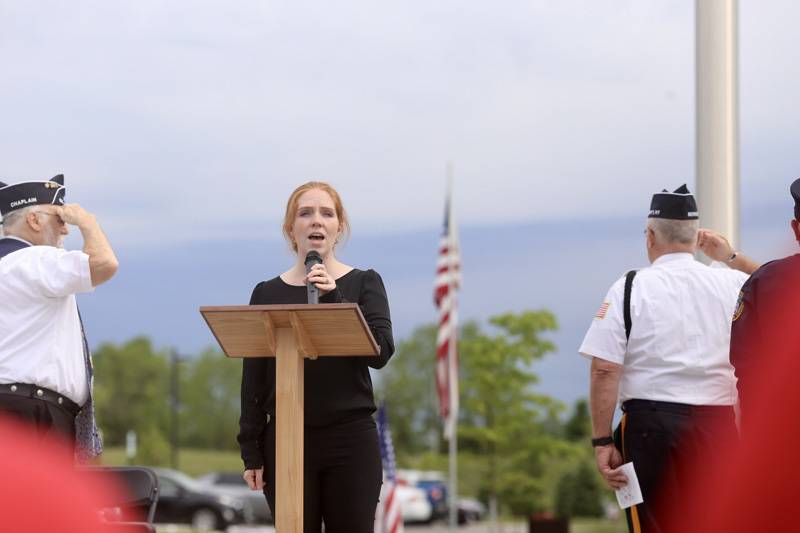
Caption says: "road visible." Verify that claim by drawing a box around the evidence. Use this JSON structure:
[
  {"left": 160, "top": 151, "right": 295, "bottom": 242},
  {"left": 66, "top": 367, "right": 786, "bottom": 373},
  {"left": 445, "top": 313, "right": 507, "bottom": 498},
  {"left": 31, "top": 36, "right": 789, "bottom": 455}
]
[{"left": 160, "top": 521, "right": 524, "bottom": 533}]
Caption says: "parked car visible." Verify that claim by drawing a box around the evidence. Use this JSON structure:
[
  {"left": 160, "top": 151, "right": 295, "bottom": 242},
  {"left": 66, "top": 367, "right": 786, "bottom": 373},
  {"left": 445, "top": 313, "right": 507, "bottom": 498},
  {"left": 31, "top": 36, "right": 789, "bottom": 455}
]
[
  {"left": 397, "top": 469, "right": 448, "bottom": 522},
  {"left": 197, "top": 470, "right": 272, "bottom": 524},
  {"left": 457, "top": 497, "right": 486, "bottom": 523},
  {"left": 395, "top": 483, "right": 434, "bottom": 524},
  {"left": 151, "top": 467, "right": 247, "bottom": 531}
]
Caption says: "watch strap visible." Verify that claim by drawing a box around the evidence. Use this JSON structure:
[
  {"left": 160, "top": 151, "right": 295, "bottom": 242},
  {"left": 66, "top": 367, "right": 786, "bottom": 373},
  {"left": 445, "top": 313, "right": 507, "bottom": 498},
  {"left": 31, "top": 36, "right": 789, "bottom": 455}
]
[{"left": 591, "top": 436, "right": 614, "bottom": 447}]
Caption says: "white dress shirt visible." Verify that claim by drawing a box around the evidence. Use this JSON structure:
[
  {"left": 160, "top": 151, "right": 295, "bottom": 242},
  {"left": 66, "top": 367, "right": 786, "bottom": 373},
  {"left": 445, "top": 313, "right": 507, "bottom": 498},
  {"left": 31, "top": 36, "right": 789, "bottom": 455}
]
[
  {"left": 579, "top": 253, "right": 748, "bottom": 406},
  {"left": 0, "top": 238, "right": 94, "bottom": 405}
]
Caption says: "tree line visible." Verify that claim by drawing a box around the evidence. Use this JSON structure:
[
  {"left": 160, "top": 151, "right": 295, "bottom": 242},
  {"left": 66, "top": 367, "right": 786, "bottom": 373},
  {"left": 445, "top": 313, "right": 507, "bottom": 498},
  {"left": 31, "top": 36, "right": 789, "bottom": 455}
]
[{"left": 92, "top": 309, "right": 606, "bottom": 518}]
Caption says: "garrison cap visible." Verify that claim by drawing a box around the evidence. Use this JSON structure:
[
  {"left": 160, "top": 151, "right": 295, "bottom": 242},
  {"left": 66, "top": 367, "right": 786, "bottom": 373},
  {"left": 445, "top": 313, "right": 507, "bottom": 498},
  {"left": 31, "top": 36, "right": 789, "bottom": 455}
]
[
  {"left": 0, "top": 175, "right": 66, "bottom": 220},
  {"left": 648, "top": 184, "right": 699, "bottom": 220},
  {"left": 791, "top": 178, "right": 800, "bottom": 220}
]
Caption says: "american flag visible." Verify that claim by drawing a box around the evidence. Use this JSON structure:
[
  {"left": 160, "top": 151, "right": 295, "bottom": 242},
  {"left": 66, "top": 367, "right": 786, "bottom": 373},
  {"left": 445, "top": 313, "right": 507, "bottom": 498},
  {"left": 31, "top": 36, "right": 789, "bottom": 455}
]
[
  {"left": 434, "top": 182, "right": 461, "bottom": 440},
  {"left": 375, "top": 403, "right": 403, "bottom": 533}
]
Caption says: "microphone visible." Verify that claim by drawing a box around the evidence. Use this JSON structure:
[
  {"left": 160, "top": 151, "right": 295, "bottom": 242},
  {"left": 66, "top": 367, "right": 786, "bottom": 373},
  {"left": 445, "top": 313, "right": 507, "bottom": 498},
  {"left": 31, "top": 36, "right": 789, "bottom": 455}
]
[{"left": 304, "top": 251, "right": 322, "bottom": 304}]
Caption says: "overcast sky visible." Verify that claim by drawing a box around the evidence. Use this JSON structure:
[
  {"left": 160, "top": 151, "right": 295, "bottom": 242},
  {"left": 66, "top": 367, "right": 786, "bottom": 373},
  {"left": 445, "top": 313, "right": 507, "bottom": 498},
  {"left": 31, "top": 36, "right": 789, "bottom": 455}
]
[{"left": 2, "top": 1, "right": 798, "bottom": 247}]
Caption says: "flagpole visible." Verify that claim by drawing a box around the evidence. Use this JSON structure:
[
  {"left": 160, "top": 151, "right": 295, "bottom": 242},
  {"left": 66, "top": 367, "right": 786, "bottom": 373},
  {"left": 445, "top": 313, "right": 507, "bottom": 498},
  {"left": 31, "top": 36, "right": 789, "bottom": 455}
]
[
  {"left": 446, "top": 162, "right": 458, "bottom": 532},
  {"left": 695, "top": 0, "right": 740, "bottom": 248}
]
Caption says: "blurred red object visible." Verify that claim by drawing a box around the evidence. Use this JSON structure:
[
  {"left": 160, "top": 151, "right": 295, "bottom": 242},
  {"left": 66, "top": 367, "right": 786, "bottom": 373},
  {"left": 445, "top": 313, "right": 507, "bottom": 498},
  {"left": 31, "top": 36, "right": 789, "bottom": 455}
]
[
  {"left": 664, "top": 277, "right": 800, "bottom": 533},
  {"left": 0, "top": 414, "right": 126, "bottom": 532}
]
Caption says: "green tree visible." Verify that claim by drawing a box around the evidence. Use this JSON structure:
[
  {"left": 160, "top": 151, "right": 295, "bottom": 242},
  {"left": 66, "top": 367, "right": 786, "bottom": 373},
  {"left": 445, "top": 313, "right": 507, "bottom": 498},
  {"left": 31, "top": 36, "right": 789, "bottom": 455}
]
[
  {"left": 564, "top": 398, "right": 592, "bottom": 442},
  {"left": 375, "top": 324, "right": 441, "bottom": 460},
  {"left": 555, "top": 460, "right": 604, "bottom": 518},
  {"left": 179, "top": 348, "right": 242, "bottom": 450},
  {"left": 458, "top": 310, "right": 564, "bottom": 516},
  {"left": 93, "top": 337, "right": 171, "bottom": 461}
]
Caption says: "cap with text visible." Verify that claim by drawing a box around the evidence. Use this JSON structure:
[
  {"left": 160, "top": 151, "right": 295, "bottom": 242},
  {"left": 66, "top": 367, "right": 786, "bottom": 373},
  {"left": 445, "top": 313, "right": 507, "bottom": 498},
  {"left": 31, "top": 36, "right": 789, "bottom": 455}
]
[
  {"left": 648, "top": 184, "right": 698, "bottom": 220},
  {"left": 0, "top": 175, "right": 66, "bottom": 220}
]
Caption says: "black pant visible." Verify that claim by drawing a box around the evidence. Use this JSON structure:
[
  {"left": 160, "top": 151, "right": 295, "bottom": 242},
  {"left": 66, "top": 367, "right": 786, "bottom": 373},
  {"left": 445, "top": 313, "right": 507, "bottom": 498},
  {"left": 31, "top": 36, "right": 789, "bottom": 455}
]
[
  {"left": 262, "top": 415, "right": 383, "bottom": 533},
  {"left": 0, "top": 394, "right": 75, "bottom": 458},
  {"left": 614, "top": 400, "right": 737, "bottom": 533}
]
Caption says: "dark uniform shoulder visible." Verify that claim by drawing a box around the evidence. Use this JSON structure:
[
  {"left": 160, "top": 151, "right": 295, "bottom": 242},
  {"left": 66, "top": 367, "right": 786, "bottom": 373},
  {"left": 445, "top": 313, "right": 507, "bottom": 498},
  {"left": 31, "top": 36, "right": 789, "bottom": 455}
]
[
  {"left": 734, "top": 254, "right": 800, "bottom": 322},
  {"left": 749, "top": 255, "right": 800, "bottom": 281}
]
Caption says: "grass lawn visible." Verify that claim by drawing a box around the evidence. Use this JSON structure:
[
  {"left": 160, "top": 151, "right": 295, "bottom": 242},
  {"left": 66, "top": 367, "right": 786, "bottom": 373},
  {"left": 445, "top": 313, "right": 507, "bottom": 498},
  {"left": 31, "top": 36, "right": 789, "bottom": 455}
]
[{"left": 99, "top": 447, "right": 243, "bottom": 477}]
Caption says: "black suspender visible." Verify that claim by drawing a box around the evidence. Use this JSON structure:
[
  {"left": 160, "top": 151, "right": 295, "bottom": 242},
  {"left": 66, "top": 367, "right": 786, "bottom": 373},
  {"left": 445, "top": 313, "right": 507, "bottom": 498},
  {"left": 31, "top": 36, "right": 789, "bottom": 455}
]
[
  {"left": 623, "top": 270, "right": 637, "bottom": 341},
  {"left": 0, "top": 238, "right": 30, "bottom": 259}
]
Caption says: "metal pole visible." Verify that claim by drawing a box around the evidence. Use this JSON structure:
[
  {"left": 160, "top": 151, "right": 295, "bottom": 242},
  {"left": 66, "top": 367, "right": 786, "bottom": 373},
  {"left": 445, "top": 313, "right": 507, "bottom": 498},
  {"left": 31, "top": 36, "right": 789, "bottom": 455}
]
[
  {"left": 170, "top": 349, "right": 180, "bottom": 470},
  {"left": 446, "top": 162, "right": 459, "bottom": 532},
  {"left": 449, "top": 430, "right": 457, "bottom": 530},
  {"left": 696, "top": 0, "right": 740, "bottom": 247}
]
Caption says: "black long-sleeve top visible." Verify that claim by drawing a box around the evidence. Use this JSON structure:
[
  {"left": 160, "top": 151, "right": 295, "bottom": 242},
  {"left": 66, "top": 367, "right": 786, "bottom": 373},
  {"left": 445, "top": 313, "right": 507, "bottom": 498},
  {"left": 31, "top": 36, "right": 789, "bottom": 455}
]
[{"left": 237, "top": 268, "right": 394, "bottom": 469}]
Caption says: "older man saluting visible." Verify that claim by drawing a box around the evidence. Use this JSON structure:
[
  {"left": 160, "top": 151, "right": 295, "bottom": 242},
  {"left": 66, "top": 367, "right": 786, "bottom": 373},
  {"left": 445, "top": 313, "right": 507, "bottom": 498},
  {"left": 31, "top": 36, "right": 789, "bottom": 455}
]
[
  {"left": 579, "top": 185, "right": 759, "bottom": 533},
  {"left": 0, "top": 174, "right": 118, "bottom": 462}
]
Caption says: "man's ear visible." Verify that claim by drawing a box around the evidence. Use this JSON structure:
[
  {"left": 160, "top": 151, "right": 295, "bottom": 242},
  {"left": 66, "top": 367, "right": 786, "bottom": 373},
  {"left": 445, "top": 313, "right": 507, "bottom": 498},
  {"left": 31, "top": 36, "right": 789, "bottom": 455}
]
[
  {"left": 646, "top": 227, "right": 655, "bottom": 249},
  {"left": 26, "top": 210, "right": 43, "bottom": 232}
]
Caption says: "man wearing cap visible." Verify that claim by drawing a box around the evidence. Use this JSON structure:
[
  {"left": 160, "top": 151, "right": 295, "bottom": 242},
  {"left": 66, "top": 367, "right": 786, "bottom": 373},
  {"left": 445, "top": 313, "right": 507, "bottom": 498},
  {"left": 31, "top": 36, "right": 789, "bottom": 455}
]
[
  {"left": 730, "top": 178, "right": 800, "bottom": 432},
  {"left": 0, "top": 175, "right": 118, "bottom": 462},
  {"left": 579, "top": 185, "right": 759, "bottom": 533}
]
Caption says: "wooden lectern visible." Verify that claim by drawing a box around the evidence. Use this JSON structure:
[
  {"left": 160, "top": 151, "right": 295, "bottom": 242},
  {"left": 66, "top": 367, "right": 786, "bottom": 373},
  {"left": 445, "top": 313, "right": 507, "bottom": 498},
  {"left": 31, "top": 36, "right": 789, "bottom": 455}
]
[{"left": 199, "top": 303, "right": 379, "bottom": 533}]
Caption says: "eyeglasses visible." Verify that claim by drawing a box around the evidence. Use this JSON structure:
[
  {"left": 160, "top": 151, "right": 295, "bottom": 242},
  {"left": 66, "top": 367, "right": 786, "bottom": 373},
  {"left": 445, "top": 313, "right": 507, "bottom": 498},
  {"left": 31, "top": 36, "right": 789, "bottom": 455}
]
[{"left": 32, "top": 211, "right": 65, "bottom": 224}]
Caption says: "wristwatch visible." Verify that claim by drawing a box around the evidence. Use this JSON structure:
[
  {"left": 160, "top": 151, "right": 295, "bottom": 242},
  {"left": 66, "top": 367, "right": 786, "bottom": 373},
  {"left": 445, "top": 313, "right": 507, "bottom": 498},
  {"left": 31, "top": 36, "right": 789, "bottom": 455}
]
[{"left": 591, "top": 436, "right": 614, "bottom": 447}]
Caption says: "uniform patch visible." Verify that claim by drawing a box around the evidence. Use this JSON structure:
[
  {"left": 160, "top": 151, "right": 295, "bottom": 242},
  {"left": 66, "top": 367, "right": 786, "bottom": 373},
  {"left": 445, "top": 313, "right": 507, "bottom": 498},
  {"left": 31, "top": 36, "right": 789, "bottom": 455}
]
[
  {"left": 732, "top": 290, "right": 745, "bottom": 322},
  {"left": 595, "top": 302, "right": 610, "bottom": 320}
]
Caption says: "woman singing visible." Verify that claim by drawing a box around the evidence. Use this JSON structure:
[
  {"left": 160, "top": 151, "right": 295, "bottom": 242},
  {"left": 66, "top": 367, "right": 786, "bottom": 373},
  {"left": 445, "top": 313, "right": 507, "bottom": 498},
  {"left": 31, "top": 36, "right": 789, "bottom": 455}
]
[{"left": 238, "top": 181, "right": 394, "bottom": 532}]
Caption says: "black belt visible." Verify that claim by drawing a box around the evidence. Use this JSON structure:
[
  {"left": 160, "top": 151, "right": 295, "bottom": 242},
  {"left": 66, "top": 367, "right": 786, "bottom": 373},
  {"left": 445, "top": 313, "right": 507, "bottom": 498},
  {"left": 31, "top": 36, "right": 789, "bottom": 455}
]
[
  {"left": 622, "top": 399, "right": 733, "bottom": 417},
  {"left": 0, "top": 383, "right": 82, "bottom": 417}
]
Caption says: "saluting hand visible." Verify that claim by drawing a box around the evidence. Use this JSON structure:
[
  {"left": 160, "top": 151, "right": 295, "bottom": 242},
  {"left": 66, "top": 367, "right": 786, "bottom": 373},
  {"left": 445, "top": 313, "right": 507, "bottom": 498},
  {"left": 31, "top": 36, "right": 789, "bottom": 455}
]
[
  {"left": 697, "top": 229, "right": 734, "bottom": 262},
  {"left": 305, "top": 263, "right": 336, "bottom": 296},
  {"left": 53, "top": 204, "right": 96, "bottom": 229},
  {"left": 595, "top": 444, "right": 628, "bottom": 490}
]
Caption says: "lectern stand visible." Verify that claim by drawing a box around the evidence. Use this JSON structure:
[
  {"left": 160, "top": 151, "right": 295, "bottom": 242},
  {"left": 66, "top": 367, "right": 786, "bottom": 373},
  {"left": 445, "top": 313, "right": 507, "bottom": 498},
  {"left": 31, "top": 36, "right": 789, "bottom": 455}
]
[{"left": 199, "top": 303, "right": 379, "bottom": 533}]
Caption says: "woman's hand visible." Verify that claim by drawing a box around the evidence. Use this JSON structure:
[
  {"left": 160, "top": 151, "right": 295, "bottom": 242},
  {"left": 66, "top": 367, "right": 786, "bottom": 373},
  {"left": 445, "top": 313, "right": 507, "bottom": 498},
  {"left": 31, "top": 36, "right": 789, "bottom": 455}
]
[
  {"left": 243, "top": 468, "right": 265, "bottom": 490},
  {"left": 305, "top": 263, "right": 336, "bottom": 296}
]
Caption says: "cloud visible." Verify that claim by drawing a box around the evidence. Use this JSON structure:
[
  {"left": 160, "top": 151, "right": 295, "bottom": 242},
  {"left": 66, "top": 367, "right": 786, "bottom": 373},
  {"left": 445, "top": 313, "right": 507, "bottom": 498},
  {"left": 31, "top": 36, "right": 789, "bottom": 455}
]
[{"left": 0, "top": 1, "right": 796, "bottom": 246}]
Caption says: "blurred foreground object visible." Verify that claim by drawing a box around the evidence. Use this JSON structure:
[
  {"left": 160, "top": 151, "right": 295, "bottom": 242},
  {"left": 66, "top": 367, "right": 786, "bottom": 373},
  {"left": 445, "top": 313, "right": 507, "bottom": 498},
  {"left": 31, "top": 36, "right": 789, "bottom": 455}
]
[
  {"left": 672, "top": 178, "right": 800, "bottom": 531},
  {"left": 0, "top": 415, "right": 124, "bottom": 531}
]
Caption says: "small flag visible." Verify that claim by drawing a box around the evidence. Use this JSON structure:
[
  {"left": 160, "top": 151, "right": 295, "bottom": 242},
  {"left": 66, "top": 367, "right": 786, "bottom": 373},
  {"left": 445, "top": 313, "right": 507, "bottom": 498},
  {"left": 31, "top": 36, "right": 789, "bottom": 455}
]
[
  {"left": 595, "top": 302, "right": 610, "bottom": 320},
  {"left": 375, "top": 403, "right": 404, "bottom": 533}
]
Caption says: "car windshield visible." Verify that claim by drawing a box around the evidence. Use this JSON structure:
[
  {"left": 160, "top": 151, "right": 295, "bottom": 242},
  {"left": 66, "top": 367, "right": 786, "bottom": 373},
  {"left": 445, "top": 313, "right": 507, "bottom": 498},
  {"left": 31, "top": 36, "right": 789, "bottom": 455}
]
[
  {"left": 159, "top": 469, "right": 206, "bottom": 492},
  {"left": 215, "top": 473, "right": 246, "bottom": 485}
]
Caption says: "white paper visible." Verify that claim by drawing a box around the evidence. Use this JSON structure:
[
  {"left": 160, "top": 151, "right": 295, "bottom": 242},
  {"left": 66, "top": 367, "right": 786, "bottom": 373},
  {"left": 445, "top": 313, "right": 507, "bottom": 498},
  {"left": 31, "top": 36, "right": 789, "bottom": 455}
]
[{"left": 615, "top": 462, "right": 644, "bottom": 509}]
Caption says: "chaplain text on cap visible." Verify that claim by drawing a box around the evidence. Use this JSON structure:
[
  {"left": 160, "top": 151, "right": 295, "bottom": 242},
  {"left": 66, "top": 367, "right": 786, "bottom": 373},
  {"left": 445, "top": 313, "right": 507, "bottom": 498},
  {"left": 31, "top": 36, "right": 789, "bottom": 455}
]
[{"left": 0, "top": 175, "right": 66, "bottom": 220}]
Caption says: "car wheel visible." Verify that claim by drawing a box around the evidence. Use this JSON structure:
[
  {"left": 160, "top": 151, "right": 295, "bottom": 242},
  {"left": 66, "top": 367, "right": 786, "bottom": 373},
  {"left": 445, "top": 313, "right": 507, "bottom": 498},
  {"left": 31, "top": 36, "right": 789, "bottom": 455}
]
[{"left": 191, "top": 507, "right": 220, "bottom": 531}]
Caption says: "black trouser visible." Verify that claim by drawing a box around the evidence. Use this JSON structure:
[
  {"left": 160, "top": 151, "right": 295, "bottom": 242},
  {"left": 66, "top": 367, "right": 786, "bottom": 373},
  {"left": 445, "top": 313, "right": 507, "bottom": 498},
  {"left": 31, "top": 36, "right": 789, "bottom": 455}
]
[
  {"left": 262, "top": 415, "right": 383, "bottom": 533},
  {"left": 614, "top": 400, "right": 737, "bottom": 533},
  {"left": 0, "top": 393, "right": 76, "bottom": 458}
]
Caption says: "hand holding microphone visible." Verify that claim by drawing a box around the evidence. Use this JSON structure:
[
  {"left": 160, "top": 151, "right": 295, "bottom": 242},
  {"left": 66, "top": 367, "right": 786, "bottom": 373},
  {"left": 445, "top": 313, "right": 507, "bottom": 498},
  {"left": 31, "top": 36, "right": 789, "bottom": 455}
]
[{"left": 304, "top": 251, "right": 336, "bottom": 303}]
